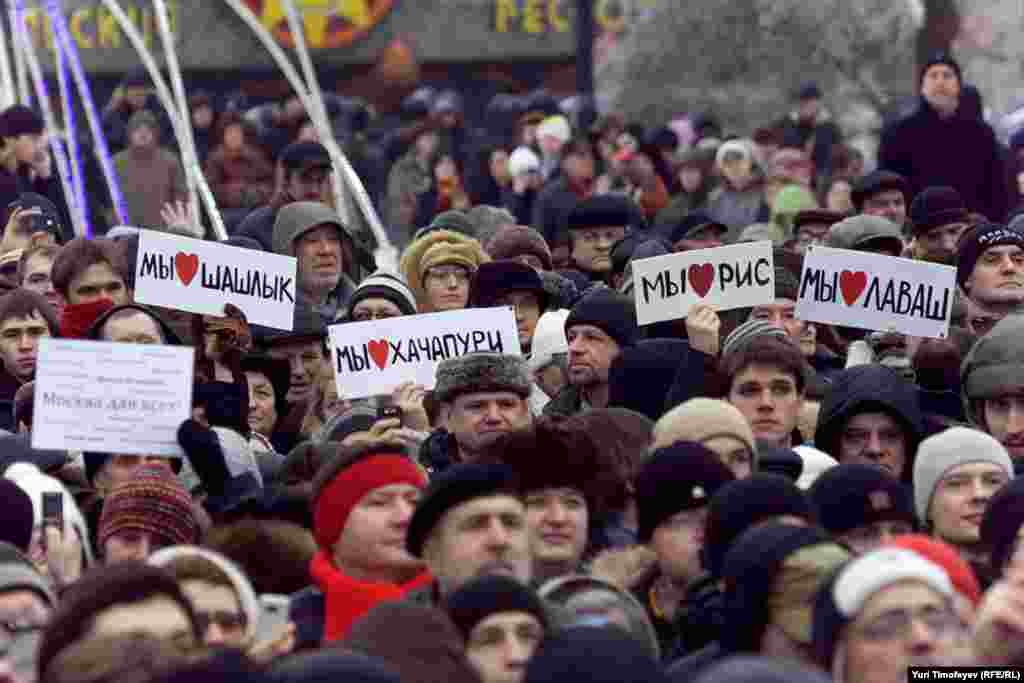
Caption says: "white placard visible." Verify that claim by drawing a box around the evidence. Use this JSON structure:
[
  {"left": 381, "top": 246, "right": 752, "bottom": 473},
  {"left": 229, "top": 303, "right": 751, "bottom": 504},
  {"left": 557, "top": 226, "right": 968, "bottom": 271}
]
[
  {"left": 133, "top": 230, "right": 299, "bottom": 331},
  {"left": 795, "top": 245, "right": 956, "bottom": 339},
  {"left": 630, "top": 241, "right": 776, "bottom": 325},
  {"left": 31, "top": 338, "right": 195, "bottom": 456},
  {"left": 328, "top": 307, "right": 522, "bottom": 400}
]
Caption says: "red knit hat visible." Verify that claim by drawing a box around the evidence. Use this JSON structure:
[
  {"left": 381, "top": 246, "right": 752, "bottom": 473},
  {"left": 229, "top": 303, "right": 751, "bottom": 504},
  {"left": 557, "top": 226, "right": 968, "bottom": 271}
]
[
  {"left": 887, "top": 534, "right": 981, "bottom": 606},
  {"left": 98, "top": 463, "right": 199, "bottom": 550}
]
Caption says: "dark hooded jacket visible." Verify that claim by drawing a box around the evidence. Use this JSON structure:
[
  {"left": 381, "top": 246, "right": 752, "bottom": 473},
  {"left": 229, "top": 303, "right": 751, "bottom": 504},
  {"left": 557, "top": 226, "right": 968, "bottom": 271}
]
[
  {"left": 813, "top": 364, "right": 925, "bottom": 482},
  {"left": 878, "top": 97, "right": 1006, "bottom": 222}
]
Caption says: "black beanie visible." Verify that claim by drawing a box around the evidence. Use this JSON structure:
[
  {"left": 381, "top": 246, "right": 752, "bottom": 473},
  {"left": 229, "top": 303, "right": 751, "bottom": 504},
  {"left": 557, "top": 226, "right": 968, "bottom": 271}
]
[
  {"left": 83, "top": 452, "right": 111, "bottom": 486},
  {"left": 909, "top": 186, "right": 968, "bottom": 236},
  {"left": 720, "top": 523, "right": 833, "bottom": 653},
  {"left": 565, "top": 195, "right": 644, "bottom": 232},
  {"left": 0, "top": 480, "right": 34, "bottom": 554},
  {"left": 469, "top": 261, "right": 548, "bottom": 310},
  {"left": 635, "top": 442, "right": 735, "bottom": 543},
  {"left": 703, "top": 474, "right": 814, "bottom": 577},
  {"left": 850, "top": 170, "right": 908, "bottom": 211},
  {"left": 920, "top": 51, "right": 962, "bottom": 86},
  {"left": 406, "top": 463, "right": 517, "bottom": 557},
  {"left": 565, "top": 287, "right": 639, "bottom": 349},
  {"left": 808, "top": 464, "right": 915, "bottom": 536},
  {"left": 444, "top": 575, "right": 548, "bottom": 639},
  {"left": 524, "top": 626, "right": 664, "bottom": 683},
  {"left": 981, "top": 477, "right": 1024, "bottom": 575},
  {"left": 0, "top": 105, "right": 43, "bottom": 139},
  {"left": 955, "top": 222, "right": 1024, "bottom": 291}
]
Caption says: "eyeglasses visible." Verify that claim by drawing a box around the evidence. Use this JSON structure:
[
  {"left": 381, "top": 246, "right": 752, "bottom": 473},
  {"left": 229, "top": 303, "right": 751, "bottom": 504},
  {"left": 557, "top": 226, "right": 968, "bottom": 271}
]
[
  {"left": 195, "top": 610, "right": 247, "bottom": 633},
  {"left": 425, "top": 266, "right": 470, "bottom": 284},
  {"left": 853, "top": 605, "right": 961, "bottom": 642}
]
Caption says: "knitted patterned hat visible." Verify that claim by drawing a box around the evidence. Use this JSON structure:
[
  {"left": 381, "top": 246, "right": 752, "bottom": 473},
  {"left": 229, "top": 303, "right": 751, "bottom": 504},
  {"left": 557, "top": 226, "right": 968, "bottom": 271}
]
[
  {"left": 98, "top": 464, "right": 199, "bottom": 550},
  {"left": 720, "top": 319, "right": 790, "bottom": 359},
  {"left": 652, "top": 398, "right": 757, "bottom": 460},
  {"left": 344, "top": 269, "right": 418, "bottom": 318},
  {"left": 399, "top": 230, "right": 489, "bottom": 312}
]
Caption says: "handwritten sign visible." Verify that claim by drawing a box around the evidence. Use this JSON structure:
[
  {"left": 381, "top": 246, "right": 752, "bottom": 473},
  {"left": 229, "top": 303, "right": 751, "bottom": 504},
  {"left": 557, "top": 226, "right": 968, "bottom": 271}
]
[
  {"left": 134, "top": 230, "right": 298, "bottom": 331},
  {"left": 795, "top": 246, "right": 956, "bottom": 339},
  {"left": 631, "top": 241, "right": 775, "bottom": 325},
  {"left": 328, "top": 307, "right": 521, "bottom": 399},
  {"left": 31, "top": 339, "right": 194, "bottom": 457}
]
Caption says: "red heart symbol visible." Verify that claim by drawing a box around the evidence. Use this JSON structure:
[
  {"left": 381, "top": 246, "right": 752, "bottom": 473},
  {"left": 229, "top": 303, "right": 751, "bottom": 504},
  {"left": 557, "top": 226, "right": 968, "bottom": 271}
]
[
  {"left": 688, "top": 263, "right": 714, "bottom": 298},
  {"left": 367, "top": 339, "right": 389, "bottom": 370},
  {"left": 839, "top": 270, "right": 868, "bottom": 306},
  {"left": 174, "top": 252, "right": 199, "bottom": 286}
]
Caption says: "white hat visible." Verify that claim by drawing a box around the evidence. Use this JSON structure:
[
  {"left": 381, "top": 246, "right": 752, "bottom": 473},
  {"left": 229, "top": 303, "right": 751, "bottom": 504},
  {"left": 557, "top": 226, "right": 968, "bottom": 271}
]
[
  {"left": 508, "top": 146, "right": 541, "bottom": 178},
  {"left": 912, "top": 427, "right": 1013, "bottom": 522},
  {"left": 5, "top": 463, "right": 95, "bottom": 567},
  {"left": 715, "top": 139, "right": 753, "bottom": 168},
  {"left": 529, "top": 309, "right": 569, "bottom": 373},
  {"left": 537, "top": 115, "right": 572, "bottom": 145},
  {"left": 832, "top": 548, "right": 952, "bottom": 618},
  {"left": 794, "top": 446, "right": 839, "bottom": 490}
]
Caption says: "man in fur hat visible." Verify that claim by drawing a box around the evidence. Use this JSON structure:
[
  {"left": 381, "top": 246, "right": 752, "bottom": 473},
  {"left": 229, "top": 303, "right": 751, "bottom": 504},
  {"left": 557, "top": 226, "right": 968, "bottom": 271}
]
[{"left": 434, "top": 352, "right": 534, "bottom": 463}]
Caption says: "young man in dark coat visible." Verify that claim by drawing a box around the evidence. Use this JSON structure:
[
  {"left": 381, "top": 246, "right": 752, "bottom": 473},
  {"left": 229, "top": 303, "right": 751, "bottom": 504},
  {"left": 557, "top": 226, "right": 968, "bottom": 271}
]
[{"left": 877, "top": 53, "right": 1007, "bottom": 222}]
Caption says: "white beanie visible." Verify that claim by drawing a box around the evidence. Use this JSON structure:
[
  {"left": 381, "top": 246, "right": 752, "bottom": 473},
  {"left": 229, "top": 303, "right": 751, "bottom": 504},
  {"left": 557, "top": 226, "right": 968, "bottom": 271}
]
[
  {"left": 715, "top": 139, "right": 753, "bottom": 169},
  {"left": 149, "top": 545, "right": 261, "bottom": 643},
  {"left": 536, "top": 115, "right": 572, "bottom": 145},
  {"left": 794, "top": 446, "right": 838, "bottom": 490},
  {"left": 832, "top": 547, "right": 952, "bottom": 618},
  {"left": 508, "top": 146, "right": 541, "bottom": 178},
  {"left": 528, "top": 309, "right": 569, "bottom": 374},
  {"left": 912, "top": 426, "right": 1014, "bottom": 523},
  {"left": 5, "top": 463, "right": 95, "bottom": 567}
]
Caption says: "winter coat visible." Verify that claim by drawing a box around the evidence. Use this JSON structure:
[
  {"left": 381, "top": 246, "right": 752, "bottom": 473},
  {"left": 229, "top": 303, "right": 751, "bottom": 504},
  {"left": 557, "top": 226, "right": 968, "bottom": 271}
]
[
  {"left": 113, "top": 146, "right": 187, "bottom": 228},
  {"left": 775, "top": 110, "right": 842, "bottom": 179},
  {"left": 101, "top": 95, "right": 174, "bottom": 153},
  {"left": 0, "top": 164, "right": 72, "bottom": 241},
  {"left": 813, "top": 364, "right": 926, "bottom": 482},
  {"left": 532, "top": 176, "right": 587, "bottom": 248},
  {"left": 384, "top": 151, "right": 433, "bottom": 248},
  {"left": 542, "top": 384, "right": 585, "bottom": 418},
  {"left": 878, "top": 98, "right": 1007, "bottom": 222},
  {"left": 705, "top": 181, "right": 765, "bottom": 239}
]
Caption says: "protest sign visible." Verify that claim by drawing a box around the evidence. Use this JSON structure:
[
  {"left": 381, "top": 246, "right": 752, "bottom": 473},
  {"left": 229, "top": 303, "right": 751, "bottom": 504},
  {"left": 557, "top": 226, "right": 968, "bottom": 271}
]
[
  {"left": 631, "top": 241, "right": 775, "bottom": 325},
  {"left": 133, "top": 230, "right": 299, "bottom": 331},
  {"left": 32, "top": 339, "right": 194, "bottom": 457},
  {"left": 795, "top": 245, "right": 956, "bottom": 339},
  {"left": 328, "top": 307, "right": 521, "bottom": 399}
]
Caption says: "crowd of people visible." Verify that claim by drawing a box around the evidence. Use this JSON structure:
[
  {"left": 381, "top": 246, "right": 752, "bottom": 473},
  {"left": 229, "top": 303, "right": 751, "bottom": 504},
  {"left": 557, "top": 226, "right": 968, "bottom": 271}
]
[{"left": 1, "top": 49, "right": 1024, "bottom": 683}]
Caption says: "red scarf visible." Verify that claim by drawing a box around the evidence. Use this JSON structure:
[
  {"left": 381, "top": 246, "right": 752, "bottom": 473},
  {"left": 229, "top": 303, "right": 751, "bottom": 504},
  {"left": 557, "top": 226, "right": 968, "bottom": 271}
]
[
  {"left": 59, "top": 298, "right": 115, "bottom": 339},
  {"left": 309, "top": 549, "right": 433, "bottom": 643}
]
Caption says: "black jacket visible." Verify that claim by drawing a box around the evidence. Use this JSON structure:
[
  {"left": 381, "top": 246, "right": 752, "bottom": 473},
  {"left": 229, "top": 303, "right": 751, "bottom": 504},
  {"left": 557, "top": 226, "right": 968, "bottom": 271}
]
[
  {"left": 878, "top": 98, "right": 1007, "bottom": 221},
  {"left": 813, "top": 364, "right": 925, "bottom": 482},
  {"left": 542, "top": 384, "right": 585, "bottom": 419},
  {"left": 532, "top": 176, "right": 581, "bottom": 248}
]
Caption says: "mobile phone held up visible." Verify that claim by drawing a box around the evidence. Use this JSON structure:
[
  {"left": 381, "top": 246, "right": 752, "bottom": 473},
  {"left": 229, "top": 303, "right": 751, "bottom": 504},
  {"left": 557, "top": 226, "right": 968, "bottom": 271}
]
[{"left": 42, "top": 491, "right": 63, "bottom": 532}]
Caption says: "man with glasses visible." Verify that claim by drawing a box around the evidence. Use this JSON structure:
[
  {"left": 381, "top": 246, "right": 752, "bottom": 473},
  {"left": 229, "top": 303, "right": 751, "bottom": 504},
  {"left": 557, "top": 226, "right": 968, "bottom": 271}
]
[
  {"left": 791, "top": 209, "right": 846, "bottom": 254},
  {"left": 338, "top": 269, "right": 418, "bottom": 323},
  {"left": 563, "top": 195, "right": 640, "bottom": 284},
  {"left": 812, "top": 547, "right": 965, "bottom": 683}
]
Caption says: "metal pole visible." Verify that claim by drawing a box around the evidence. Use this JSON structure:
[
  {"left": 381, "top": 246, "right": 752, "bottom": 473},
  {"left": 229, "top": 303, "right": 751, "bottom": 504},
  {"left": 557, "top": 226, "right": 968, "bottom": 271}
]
[
  {"left": 51, "top": 9, "right": 90, "bottom": 236},
  {"left": 152, "top": 0, "right": 201, "bottom": 228},
  {"left": 0, "top": 9, "right": 17, "bottom": 108},
  {"left": 9, "top": 3, "right": 30, "bottom": 104},
  {"left": 49, "top": 3, "right": 129, "bottom": 225},
  {"left": 575, "top": 0, "right": 596, "bottom": 132},
  {"left": 99, "top": 0, "right": 225, "bottom": 239},
  {"left": 223, "top": 0, "right": 397, "bottom": 270}
]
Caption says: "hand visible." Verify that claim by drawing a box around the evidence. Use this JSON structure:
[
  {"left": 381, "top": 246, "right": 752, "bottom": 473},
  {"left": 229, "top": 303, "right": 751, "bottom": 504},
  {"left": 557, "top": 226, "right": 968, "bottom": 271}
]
[
  {"left": 161, "top": 200, "right": 201, "bottom": 237},
  {"left": 42, "top": 525, "right": 83, "bottom": 590},
  {"left": 392, "top": 382, "right": 430, "bottom": 431},
  {"left": 686, "top": 304, "right": 721, "bottom": 356},
  {"left": 972, "top": 558, "right": 1024, "bottom": 664},
  {"left": 341, "top": 417, "right": 403, "bottom": 449},
  {"left": 249, "top": 622, "right": 296, "bottom": 664}
]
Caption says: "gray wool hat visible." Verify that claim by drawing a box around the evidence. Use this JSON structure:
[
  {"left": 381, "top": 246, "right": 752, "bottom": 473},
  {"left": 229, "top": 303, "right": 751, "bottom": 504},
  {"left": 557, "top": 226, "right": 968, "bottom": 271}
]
[
  {"left": 912, "top": 427, "right": 1013, "bottom": 523},
  {"left": 961, "top": 315, "right": 1024, "bottom": 425},
  {"left": 434, "top": 353, "right": 531, "bottom": 404},
  {"left": 0, "top": 543, "right": 54, "bottom": 606},
  {"left": 721, "top": 319, "right": 790, "bottom": 358},
  {"left": 343, "top": 269, "right": 418, "bottom": 319},
  {"left": 825, "top": 215, "right": 904, "bottom": 255},
  {"left": 272, "top": 201, "right": 347, "bottom": 256}
]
